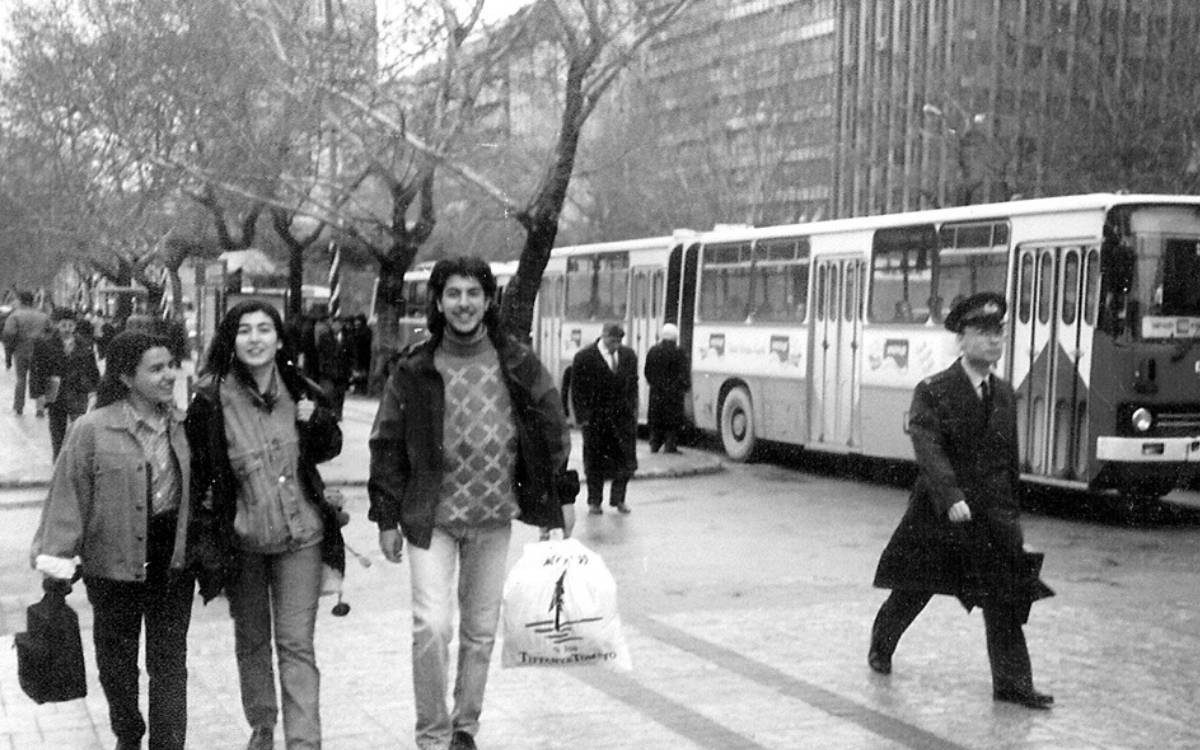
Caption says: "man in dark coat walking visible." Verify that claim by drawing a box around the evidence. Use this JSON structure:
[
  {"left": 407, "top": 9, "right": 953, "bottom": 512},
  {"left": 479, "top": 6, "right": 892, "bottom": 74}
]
[
  {"left": 869, "top": 292, "right": 1054, "bottom": 709},
  {"left": 571, "top": 322, "right": 638, "bottom": 514},
  {"left": 644, "top": 323, "right": 689, "bottom": 453}
]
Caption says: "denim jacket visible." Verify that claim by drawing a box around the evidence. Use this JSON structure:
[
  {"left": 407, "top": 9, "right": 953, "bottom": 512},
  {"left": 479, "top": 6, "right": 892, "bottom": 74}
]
[
  {"left": 31, "top": 402, "right": 192, "bottom": 582},
  {"left": 186, "top": 364, "right": 344, "bottom": 602}
]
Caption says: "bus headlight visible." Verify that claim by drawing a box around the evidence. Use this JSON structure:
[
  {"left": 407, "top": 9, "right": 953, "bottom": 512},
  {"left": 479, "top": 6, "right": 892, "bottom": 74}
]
[{"left": 1130, "top": 407, "right": 1153, "bottom": 433}]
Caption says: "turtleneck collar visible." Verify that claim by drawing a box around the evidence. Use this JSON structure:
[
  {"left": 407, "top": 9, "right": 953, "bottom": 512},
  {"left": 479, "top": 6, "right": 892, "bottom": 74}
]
[{"left": 440, "top": 325, "right": 490, "bottom": 357}]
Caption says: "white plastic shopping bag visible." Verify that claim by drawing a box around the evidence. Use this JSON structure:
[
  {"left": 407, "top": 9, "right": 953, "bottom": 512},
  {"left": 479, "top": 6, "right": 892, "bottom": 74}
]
[{"left": 501, "top": 537, "right": 632, "bottom": 670}]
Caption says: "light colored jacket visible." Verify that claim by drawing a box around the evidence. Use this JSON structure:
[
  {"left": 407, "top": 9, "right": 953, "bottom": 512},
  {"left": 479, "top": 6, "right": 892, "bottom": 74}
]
[
  {"left": 2, "top": 306, "right": 50, "bottom": 357},
  {"left": 31, "top": 401, "right": 192, "bottom": 582}
]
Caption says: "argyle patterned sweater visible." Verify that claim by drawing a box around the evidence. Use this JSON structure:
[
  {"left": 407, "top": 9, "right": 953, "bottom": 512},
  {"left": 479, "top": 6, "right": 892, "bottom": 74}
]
[{"left": 432, "top": 330, "right": 520, "bottom": 529}]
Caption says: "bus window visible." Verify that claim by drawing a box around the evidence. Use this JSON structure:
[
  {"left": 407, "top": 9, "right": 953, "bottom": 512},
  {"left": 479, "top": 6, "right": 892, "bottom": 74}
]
[
  {"left": 844, "top": 261, "right": 858, "bottom": 320},
  {"left": 792, "top": 262, "right": 810, "bottom": 321},
  {"left": 1018, "top": 254, "right": 1034, "bottom": 323},
  {"left": 752, "top": 238, "right": 809, "bottom": 322},
  {"left": 1159, "top": 238, "right": 1200, "bottom": 316},
  {"left": 700, "top": 242, "right": 752, "bottom": 321},
  {"left": 565, "top": 256, "right": 593, "bottom": 318},
  {"left": 815, "top": 264, "right": 826, "bottom": 322},
  {"left": 405, "top": 281, "right": 427, "bottom": 319},
  {"left": 1062, "top": 249, "right": 1080, "bottom": 325},
  {"left": 870, "top": 225, "right": 935, "bottom": 324},
  {"left": 1038, "top": 253, "right": 1054, "bottom": 323},
  {"left": 596, "top": 253, "right": 629, "bottom": 319},
  {"left": 934, "top": 221, "right": 1009, "bottom": 323},
  {"left": 1083, "top": 248, "right": 1100, "bottom": 326}
]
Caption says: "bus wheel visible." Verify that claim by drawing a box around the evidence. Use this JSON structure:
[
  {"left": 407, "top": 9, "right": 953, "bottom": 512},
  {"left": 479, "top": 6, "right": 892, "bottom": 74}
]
[{"left": 720, "top": 386, "right": 757, "bottom": 462}]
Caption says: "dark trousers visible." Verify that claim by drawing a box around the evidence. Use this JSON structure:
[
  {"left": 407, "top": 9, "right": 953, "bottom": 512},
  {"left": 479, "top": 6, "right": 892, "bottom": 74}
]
[
  {"left": 48, "top": 401, "right": 87, "bottom": 460},
  {"left": 648, "top": 426, "right": 678, "bottom": 453},
  {"left": 586, "top": 474, "right": 630, "bottom": 507},
  {"left": 870, "top": 589, "right": 1034, "bottom": 693},
  {"left": 85, "top": 514, "right": 194, "bottom": 749}
]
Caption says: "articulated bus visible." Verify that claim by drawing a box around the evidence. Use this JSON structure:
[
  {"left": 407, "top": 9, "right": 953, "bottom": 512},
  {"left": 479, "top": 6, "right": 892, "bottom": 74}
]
[{"left": 536, "top": 194, "right": 1200, "bottom": 500}]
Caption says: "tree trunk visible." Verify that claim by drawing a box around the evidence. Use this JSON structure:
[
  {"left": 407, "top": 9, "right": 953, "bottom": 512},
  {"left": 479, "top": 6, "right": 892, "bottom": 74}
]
[
  {"left": 501, "top": 62, "right": 587, "bottom": 340},
  {"left": 368, "top": 241, "right": 420, "bottom": 394}
]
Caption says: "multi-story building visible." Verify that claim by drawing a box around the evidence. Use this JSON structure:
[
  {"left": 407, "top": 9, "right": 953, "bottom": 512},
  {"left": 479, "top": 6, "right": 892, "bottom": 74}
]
[
  {"left": 642, "top": 0, "right": 839, "bottom": 225},
  {"left": 640, "top": 0, "right": 1200, "bottom": 222}
]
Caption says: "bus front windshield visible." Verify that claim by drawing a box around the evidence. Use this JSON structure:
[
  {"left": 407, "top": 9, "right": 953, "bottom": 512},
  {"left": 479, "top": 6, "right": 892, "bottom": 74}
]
[{"left": 1106, "top": 206, "right": 1200, "bottom": 339}]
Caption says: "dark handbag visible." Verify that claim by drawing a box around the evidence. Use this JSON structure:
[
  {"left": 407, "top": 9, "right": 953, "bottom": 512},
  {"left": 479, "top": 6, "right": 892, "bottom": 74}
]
[{"left": 14, "top": 579, "right": 87, "bottom": 704}]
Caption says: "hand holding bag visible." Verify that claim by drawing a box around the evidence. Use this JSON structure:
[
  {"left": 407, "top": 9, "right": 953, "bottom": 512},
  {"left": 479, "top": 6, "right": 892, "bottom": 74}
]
[
  {"left": 501, "top": 537, "right": 632, "bottom": 670},
  {"left": 14, "top": 578, "right": 87, "bottom": 704}
]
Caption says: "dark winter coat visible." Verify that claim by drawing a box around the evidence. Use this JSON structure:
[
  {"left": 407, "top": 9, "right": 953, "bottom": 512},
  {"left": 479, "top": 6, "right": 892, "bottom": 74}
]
[
  {"left": 185, "top": 364, "right": 345, "bottom": 602},
  {"left": 644, "top": 340, "right": 689, "bottom": 432},
  {"left": 571, "top": 341, "right": 638, "bottom": 479},
  {"left": 367, "top": 332, "right": 573, "bottom": 550},
  {"left": 873, "top": 360, "right": 1052, "bottom": 613},
  {"left": 30, "top": 334, "right": 100, "bottom": 413}
]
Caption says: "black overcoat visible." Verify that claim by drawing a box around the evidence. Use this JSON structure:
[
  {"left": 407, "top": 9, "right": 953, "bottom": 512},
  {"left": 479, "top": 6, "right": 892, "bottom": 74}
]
[
  {"left": 571, "top": 342, "right": 638, "bottom": 478},
  {"left": 873, "top": 360, "right": 1052, "bottom": 613},
  {"left": 644, "top": 340, "right": 689, "bottom": 432}
]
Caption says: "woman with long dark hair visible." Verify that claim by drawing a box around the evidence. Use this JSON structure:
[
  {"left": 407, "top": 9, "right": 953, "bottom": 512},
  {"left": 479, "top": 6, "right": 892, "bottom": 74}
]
[
  {"left": 186, "top": 300, "right": 344, "bottom": 750},
  {"left": 32, "top": 331, "right": 196, "bottom": 750}
]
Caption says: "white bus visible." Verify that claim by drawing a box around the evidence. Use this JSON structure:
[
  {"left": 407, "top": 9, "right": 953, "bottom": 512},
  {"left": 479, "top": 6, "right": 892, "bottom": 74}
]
[{"left": 536, "top": 194, "right": 1200, "bottom": 500}]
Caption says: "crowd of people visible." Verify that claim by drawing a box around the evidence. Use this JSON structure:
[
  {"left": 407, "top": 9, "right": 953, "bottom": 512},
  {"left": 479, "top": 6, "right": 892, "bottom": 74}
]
[{"left": 12, "top": 268, "right": 1056, "bottom": 750}]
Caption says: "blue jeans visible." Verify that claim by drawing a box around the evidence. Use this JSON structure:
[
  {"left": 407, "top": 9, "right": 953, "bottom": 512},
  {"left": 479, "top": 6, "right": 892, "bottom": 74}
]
[
  {"left": 408, "top": 524, "right": 512, "bottom": 750},
  {"left": 229, "top": 543, "right": 324, "bottom": 749}
]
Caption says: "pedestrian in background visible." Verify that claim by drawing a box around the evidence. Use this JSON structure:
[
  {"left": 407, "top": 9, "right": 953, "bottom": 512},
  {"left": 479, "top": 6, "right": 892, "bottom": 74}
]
[
  {"left": 571, "top": 321, "right": 638, "bottom": 514},
  {"left": 186, "top": 300, "right": 345, "bottom": 750},
  {"left": 301, "top": 303, "right": 349, "bottom": 421},
  {"left": 868, "top": 292, "right": 1054, "bottom": 709},
  {"left": 369, "top": 256, "right": 575, "bottom": 750},
  {"left": 30, "top": 308, "right": 100, "bottom": 460},
  {"left": 348, "top": 313, "right": 372, "bottom": 395},
  {"left": 2, "top": 290, "right": 50, "bottom": 416},
  {"left": 31, "top": 331, "right": 196, "bottom": 750},
  {"left": 643, "top": 322, "right": 689, "bottom": 454}
]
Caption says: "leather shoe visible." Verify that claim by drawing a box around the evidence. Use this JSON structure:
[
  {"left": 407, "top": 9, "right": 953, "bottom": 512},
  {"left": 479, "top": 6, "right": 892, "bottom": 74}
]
[
  {"left": 867, "top": 650, "right": 891, "bottom": 675},
  {"left": 246, "top": 725, "right": 275, "bottom": 750},
  {"left": 450, "top": 730, "right": 478, "bottom": 750},
  {"left": 993, "top": 688, "right": 1054, "bottom": 709},
  {"left": 588, "top": 505, "right": 603, "bottom": 515},
  {"left": 614, "top": 503, "right": 631, "bottom": 514}
]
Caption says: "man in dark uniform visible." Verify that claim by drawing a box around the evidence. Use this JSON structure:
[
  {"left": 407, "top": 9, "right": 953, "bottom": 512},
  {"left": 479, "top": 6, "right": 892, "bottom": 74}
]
[
  {"left": 868, "top": 292, "right": 1055, "bottom": 709},
  {"left": 571, "top": 322, "right": 638, "bottom": 514},
  {"left": 644, "top": 323, "right": 689, "bottom": 453}
]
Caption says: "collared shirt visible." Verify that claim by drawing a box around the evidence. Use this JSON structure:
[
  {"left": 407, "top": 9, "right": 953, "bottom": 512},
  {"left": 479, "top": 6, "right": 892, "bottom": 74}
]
[
  {"left": 959, "top": 361, "right": 991, "bottom": 401},
  {"left": 604, "top": 344, "right": 619, "bottom": 370},
  {"left": 122, "top": 401, "right": 181, "bottom": 516}
]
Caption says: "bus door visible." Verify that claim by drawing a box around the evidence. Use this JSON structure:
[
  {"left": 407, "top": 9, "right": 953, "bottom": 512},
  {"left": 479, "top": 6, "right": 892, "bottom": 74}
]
[
  {"left": 1011, "top": 243, "right": 1091, "bottom": 478},
  {"left": 809, "top": 254, "right": 865, "bottom": 448},
  {"left": 629, "top": 266, "right": 664, "bottom": 421}
]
